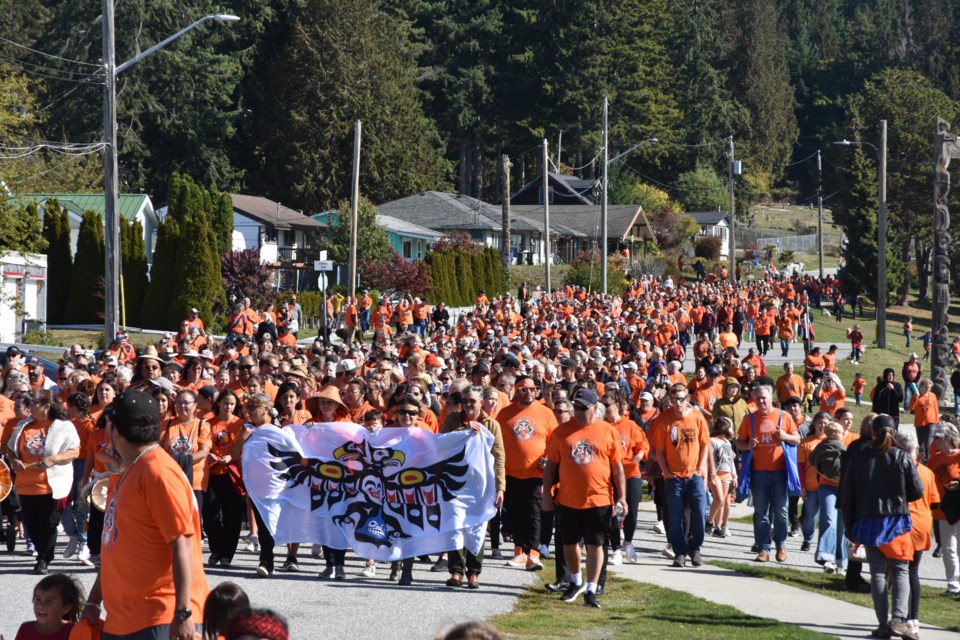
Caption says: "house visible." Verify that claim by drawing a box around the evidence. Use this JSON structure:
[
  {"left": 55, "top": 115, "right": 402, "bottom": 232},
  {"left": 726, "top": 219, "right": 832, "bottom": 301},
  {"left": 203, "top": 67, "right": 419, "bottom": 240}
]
[
  {"left": 688, "top": 210, "right": 732, "bottom": 258},
  {"left": 510, "top": 172, "right": 596, "bottom": 206},
  {"left": 11, "top": 193, "right": 158, "bottom": 263},
  {"left": 229, "top": 194, "right": 328, "bottom": 263},
  {"left": 311, "top": 211, "right": 445, "bottom": 263},
  {"left": 376, "top": 191, "right": 586, "bottom": 265},
  {"left": 0, "top": 251, "right": 47, "bottom": 342},
  {"left": 511, "top": 204, "right": 656, "bottom": 263}
]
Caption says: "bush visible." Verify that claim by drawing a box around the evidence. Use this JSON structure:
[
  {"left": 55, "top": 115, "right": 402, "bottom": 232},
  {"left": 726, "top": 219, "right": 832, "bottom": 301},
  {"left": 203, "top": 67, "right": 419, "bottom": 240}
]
[
  {"left": 20, "top": 329, "right": 61, "bottom": 347},
  {"left": 694, "top": 236, "right": 722, "bottom": 260},
  {"left": 425, "top": 247, "right": 503, "bottom": 306}
]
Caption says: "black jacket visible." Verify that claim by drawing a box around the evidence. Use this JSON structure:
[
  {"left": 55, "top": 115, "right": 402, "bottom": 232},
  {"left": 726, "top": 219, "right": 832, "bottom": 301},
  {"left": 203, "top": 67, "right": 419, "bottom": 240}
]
[
  {"left": 872, "top": 369, "right": 903, "bottom": 417},
  {"left": 841, "top": 445, "right": 923, "bottom": 537}
]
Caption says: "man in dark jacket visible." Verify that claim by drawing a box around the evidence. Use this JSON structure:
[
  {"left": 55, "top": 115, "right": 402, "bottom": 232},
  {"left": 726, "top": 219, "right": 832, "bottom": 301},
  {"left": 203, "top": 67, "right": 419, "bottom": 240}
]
[{"left": 871, "top": 368, "right": 904, "bottom": 425}]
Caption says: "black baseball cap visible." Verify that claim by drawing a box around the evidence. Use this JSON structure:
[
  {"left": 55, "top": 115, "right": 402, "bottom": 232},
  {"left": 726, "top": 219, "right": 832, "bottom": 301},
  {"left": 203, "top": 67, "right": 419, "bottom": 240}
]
[
  {"left": 106, "top": 390, "right": 160, "bottom": 429},
  {"left": 6, "top": 346, "right": 22, "bottom": 357},
  {"left": 25, "top": 355, "right": 42, "bottom": 367}
]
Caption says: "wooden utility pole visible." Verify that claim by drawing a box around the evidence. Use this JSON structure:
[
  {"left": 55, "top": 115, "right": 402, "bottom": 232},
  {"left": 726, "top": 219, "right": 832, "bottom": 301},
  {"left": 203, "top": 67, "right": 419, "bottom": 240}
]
[
  {"left": 543, "top": 139, "right": 551, "bottom": 293},
  {"left": 601, "top": 96, "right": 609, "bottom": 293},
  {"left": 500, "top": 154, "right": 512, "bottom": 283},
  {"left": 727, "top": 136, "right": 736, "bottom": 281},
  {"left": 817, "top": 150, "right": 824, "bottom": 278},
  {"left": 348, "top": 120, "right": 361, "bottom": 299},
  {"left": 876, "top": 120, "right": 887, "bottom": 348},
  {"left": 102, "top": 0, "right": 120, "bottom": 344}
]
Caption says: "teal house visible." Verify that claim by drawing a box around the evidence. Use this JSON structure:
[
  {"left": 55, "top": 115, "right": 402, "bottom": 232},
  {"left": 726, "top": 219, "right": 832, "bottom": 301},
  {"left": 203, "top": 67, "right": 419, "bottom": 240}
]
[{"left": 312, "top": 211, "right": 443, "bottom": 262}]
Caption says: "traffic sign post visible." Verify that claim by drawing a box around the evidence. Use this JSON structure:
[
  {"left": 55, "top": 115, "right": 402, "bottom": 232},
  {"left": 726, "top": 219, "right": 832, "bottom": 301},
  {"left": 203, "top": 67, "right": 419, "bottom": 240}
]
[
  {"left": 314, "top": 260, "right": 334, "bottom": 272},
  {"left": 318, "top": 273, "right": 329, "bottom": 345}
]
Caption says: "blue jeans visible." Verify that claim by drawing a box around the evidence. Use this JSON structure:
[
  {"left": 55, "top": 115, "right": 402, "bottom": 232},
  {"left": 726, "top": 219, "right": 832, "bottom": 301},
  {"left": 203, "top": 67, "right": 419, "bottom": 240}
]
[
  {"left": 904, "top": 382, "right": 919, "bottom": 410},
  {"left": 665, "top": 475, "right": 707, "bottom": 557},
  {"left": 816, "top": 484, "right": 846, "bottom": 568},
  {"left": 60, "top": 459, "right": 87, "bottom": 544},
  {"left": 800, "top": 490, "right": 821, "bottom": 544},
  {"left": 780, "top": 338, "right": 790, "bottom": 356},
  {"left": 752, "top": 470, "right": 788, "bottom": 553},
  {"left": 954, "top": 393, "right": 959, "bottom": 418},
  {"left": 359, "top": 308, "right": 371, "bottom": 332}
]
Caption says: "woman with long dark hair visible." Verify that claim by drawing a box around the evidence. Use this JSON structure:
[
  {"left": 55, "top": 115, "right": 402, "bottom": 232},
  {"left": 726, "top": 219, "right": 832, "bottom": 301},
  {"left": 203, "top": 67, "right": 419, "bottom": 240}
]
[
  {"left": 841, "top": 414, "right": 923, "bottom": 639},
  {"left": 203, "top": 389, "right": 245, "bottom": 567}
]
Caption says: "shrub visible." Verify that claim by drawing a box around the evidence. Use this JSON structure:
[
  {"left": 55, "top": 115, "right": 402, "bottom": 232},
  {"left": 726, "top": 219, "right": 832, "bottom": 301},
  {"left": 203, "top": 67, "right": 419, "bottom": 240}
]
[{"left": 694, "top": 236, "right": 722, "bottom": 260}]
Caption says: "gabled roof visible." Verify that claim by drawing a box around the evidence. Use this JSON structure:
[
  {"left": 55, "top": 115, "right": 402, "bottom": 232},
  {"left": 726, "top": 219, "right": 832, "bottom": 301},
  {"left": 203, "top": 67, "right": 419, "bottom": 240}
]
[
  {"left": 230, "top": 194, "right": 328, "bottom": 232},
  {"left": 512, "top": 204, "right": 654, "bottom": 241},
  {"left": 511, "top": 172, "right": 597, "bottom": 205},
  {"left": 376, "top": 191, "right": 585, "bottom": 237},
  {"left": 377, "top": 214, "right": 444, "bottom": 241},
  {"left": 10, "top": 193, "right": 153, "bottom": 222},
  {"left": 687, "top": 210, "right": 731, "bottom": 226}
]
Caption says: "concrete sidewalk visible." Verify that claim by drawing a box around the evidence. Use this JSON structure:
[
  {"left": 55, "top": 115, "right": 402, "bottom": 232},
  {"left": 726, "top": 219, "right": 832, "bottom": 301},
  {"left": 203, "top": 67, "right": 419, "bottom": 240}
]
[{"left": 612, "top": 555, "right": 956, "bottom": 640}]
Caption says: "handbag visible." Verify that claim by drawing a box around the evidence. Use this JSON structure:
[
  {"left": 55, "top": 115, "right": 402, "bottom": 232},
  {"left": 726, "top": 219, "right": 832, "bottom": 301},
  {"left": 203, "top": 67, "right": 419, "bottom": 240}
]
[
  {"left": 780, "top": 411, "right": 802, "bottom": 497},
  {"left": 735, "top": 415, "right": 755, "bottom": 503},
  {"left": 847, "top": 540, "right": 867, "bottom": 562}
]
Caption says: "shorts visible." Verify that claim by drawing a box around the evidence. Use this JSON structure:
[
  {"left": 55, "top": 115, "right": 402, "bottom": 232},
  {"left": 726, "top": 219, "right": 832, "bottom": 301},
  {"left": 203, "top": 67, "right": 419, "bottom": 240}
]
[{"left": 556, "top": 504, "right": 612, "bottom": 547}]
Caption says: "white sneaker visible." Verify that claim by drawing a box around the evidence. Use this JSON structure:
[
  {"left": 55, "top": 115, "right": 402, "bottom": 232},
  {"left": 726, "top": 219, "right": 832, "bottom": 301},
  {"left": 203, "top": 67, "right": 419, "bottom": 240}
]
[
  {"left": 611, "top": 550, "right": 623, "bottom": 565},
  {"left": 660, "top": 546, "right": 675, "bottom": 560},
  {"left": 360, "top": 562, "right": 376, "bottom": 578},
  {"left": 63, "top": 535, "right": 79, "bottom": 560},
  {"left": 311, "top": 543, "right": 323, "bottom": 559},
  {"left": 77, "top": 545, "right": 91, "bottom": 565},
  {"left": 244, "top": 535, "right": 259, "bottom": 552},
  {"left": 538, "top": 544, "right": 551, "bottom": 560},
  {"left": 625, "top": 543, "right": 637, "bottom": 563},
  {"left": 653, "top": 521, "right": 665, "bottom": 534},
  {"left": 823, "top": 561, "right": 838, "bottom": 574}
]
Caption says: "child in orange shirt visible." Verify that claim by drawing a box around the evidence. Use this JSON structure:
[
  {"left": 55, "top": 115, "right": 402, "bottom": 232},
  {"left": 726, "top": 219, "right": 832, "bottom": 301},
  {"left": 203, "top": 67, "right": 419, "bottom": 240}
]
[{"left": 852, "top": 372, "right": 866, "bottom": 407}]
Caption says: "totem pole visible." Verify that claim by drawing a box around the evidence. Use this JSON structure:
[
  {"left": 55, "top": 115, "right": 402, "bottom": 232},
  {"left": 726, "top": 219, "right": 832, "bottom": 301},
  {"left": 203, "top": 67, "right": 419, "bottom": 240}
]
[{"left": 931, "top": 118, "right": 959, "bottom": 399}]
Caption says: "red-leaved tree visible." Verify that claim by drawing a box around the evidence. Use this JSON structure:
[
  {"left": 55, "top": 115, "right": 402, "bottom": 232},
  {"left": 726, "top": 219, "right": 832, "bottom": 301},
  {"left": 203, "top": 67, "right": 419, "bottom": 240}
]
[
  {"left": 360, "top": 251, "right": 433, "bottom": 298},
  {"left": 221, "top": 249, "right": 275, "bottom": 309}
]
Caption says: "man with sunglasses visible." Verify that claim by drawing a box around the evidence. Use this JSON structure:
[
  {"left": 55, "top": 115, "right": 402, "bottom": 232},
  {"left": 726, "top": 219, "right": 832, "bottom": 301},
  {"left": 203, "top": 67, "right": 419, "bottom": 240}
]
[
  {"left": 497, "top": 376, "right": 557, "bottom": 572},
  {"left": 542, "top": 388, "right": 626, "bottom": 609},
  {"left": 650, "top": 384, "right": 711, "bottom": 568}
]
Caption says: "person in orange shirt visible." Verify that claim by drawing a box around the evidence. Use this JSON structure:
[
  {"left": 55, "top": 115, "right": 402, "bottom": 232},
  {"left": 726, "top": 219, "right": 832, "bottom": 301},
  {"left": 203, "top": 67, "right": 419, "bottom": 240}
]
[
  {"left": 775, "top": 363, "right": 804, "bottom": 405},
  {"left": 203, "top": 389, "right": 245, "bottom": 567},
  {"left": 603, "top": 388, "right": 649, "bottom": 564},
  {"left": 161, "top": 389, "right": 212, "bottom": 504},
  {"left": 928, "top": 423, "right": 960, "bottom": 594},
  {"left": 818, "top": 373, "right": 846, "bottom": 416},
  {"left": 83, "top": 390, "right": 209, "bottom": 638},
  {"left": 804, "top": 347, "right": 825, "bottom": 378},
  {"left": 777, "top": 315, "right": 794, "bottom": 357},
  {"left": 798, "top": 412, "right": 828, "bottom": 552},
  {"left": 736, "top": 384, "right": 800, "bottom": 563},
  {"left": 496, "top": 376, "right": 558, "bottom": 572},
  {"left": 650, "top": 383, "right": 710, "bottom": 567},
  {"left": 543, "top": 388, "right": 626, "bottom": 608},
  {"left": 909, "top": 378, "right": 940, "bottom": 462},
  {"left": 852, "top": 372, "right": 867, "bottom": 407}
]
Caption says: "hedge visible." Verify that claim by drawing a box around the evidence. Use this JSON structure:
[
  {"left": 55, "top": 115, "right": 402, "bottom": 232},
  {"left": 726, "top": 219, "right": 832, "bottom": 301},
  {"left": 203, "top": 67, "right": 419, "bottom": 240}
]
[{"left": 425, "top": 247, "right": 504, "bottom": 306}]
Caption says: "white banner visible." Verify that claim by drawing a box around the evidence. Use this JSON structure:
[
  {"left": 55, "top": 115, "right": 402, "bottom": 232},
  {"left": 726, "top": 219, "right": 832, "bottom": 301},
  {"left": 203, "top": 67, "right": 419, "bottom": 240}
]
[{"left": 242, "top": 422, "right": 496, "bottom": 561}]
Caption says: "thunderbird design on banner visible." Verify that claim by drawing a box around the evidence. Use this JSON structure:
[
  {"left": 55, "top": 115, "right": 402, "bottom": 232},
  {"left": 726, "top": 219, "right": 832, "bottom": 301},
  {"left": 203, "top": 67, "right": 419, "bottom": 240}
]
[{"left": 242, "top": 422, "right": 496, "bottom": 561}]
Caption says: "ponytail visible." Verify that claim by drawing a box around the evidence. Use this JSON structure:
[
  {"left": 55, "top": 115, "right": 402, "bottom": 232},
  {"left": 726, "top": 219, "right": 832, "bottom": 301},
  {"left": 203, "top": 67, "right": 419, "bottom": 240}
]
[{"left": 869, "top": 414, "right": 897, "bottom": 452}]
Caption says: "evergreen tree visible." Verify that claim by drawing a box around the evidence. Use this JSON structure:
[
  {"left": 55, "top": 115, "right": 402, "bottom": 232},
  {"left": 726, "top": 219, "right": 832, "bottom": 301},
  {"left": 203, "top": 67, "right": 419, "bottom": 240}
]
[
  {"left": 121, "top": 220, "right": 149, "bottom": 327},
  {"left": 833, "top": 148, "right": 903, "bottom": 303},
  {"left": 322, "top": 198, "right": 392, "bottom": 266},
  {"left": 66, "top": 211, "right": 104, "bottom": 323},
  {"left": 211, "top": 188, "right": 233, "bottom": 252},
  {"left": 41, "top": 200, "right": 72, "bottom": 323},
  {"left": 140, "top": 218, "right": 181, "bottom": 329},
  {"left": 168, "top": 213, "right": 225, "bottom": 329}
]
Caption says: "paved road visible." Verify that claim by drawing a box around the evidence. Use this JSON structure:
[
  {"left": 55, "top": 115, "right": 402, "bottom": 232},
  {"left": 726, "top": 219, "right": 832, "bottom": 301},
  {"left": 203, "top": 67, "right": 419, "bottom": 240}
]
[{"left": 0, "top": 537, "right": 536, "bottom": 640}]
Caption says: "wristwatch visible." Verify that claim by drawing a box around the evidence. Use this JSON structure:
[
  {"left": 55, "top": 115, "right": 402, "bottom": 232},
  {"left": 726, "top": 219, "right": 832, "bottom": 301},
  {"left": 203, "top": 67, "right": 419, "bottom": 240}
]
[{"left": 174, "top": 608, "right": 192, "bottom": 621}]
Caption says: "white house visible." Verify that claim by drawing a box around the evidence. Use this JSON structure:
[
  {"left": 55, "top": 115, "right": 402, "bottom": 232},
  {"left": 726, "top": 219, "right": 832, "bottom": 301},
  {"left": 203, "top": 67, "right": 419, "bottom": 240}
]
[
  {"left": 229, "top": 194, "right": 327, "bottom": 263},
  {"left": 688, "top": 210, "right": 732, "bottom": 259},
  {"left": 12, "top": 193, "right": 158, "bottom": 263},
  {"left": 0, "top": 251, "right": 47, "bottom": 342}
]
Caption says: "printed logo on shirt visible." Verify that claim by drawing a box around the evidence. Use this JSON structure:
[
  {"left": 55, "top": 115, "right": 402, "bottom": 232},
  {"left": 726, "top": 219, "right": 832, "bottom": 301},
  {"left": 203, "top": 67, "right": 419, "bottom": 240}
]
[
  {"left": 215, "top": 430, "right": 231, "bottom": 445},
  {"left": 26, "top": 433, "right": 45, "bottom": 456},
  {"left": 569, "top": 440, "right": 596, "bottom": 465},
  {"left": 102, "top": 497, "right": 118, "bottom": 545},
  {"left": 170, "top": 434, "right": 191, "bottom": 455},
  {"left": 512, "top": 418, "right": 535, "bottom": 441}
]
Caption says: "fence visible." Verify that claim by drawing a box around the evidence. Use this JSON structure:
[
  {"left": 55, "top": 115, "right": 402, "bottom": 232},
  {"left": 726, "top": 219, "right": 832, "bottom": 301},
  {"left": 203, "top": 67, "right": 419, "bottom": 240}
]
[{"left": 736, "top": 229, "right": 843, "bottom": 255}]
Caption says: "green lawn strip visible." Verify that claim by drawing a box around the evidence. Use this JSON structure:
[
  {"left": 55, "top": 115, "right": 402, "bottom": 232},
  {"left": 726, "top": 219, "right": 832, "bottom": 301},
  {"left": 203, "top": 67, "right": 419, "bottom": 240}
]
[
  {"left": 490, "top": 575, "right": 831, "bottom": 639},
  {"left": 709, "top": 560, "right": 960, "bottom": 632}
]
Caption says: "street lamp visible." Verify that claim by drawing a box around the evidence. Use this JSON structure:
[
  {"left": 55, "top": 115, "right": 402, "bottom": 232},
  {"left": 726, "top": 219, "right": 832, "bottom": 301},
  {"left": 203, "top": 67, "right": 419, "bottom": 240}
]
[
  {"left": 833, "top": 119, "right": 887, "bottom": 348},
  {"left": 102, "top": 6, "right": 239, "bottom": 343},
  {"left": 600, "top": 95, "right": 658, "bottom": 292}
]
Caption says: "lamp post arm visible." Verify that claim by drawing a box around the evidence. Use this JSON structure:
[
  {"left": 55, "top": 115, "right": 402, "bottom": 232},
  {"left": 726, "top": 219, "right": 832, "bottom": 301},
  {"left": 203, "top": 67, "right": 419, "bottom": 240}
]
[
  {"left": 607, "top": 138, "right": 658, "bottom": 166},
  {"left": 115, "top": 15, "right": 238, "bottom": 76}
]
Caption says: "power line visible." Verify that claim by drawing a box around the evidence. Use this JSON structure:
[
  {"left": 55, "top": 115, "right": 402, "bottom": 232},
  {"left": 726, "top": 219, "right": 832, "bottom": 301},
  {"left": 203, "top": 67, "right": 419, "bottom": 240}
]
[
  {"left": 0, "top": 35, "right": 99, "bottom": 68},
  {"left": 0, "top": 52, "right": 96, "bottom": 79}
]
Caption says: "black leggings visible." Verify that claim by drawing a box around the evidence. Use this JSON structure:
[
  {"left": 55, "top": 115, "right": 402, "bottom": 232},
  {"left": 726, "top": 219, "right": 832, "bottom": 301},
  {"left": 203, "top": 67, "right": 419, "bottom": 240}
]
[
  {"left": 88, "top": 507, "right": 104, "bottom": 556},
  {"left": 610, "top": 477, "right": 643, "bottom": 549},
  {"left": 203, "top": 474, "right": 244, "bottom": 561},
  {"left": 253, "top": 506, "right": 276, "bottom": 572},
  {"left": 20, "top": 494, "right": 60, "bottom": 564}
]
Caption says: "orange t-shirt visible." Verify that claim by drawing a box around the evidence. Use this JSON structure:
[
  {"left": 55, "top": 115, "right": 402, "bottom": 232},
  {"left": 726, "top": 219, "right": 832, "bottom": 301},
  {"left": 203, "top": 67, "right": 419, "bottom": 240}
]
[
  {"left": 775, "top": 374, "right": 804, "bottom": 403},
  {"left": 650, "top": 410, "right": 710, "bottom": 479},
  {"left": 928, "top": 450, "right": 960, "bottom": 521},
  {"left": 819, "top": 387, "right": 846, "bottom": 415},
  {"left": 909, "top": 463, "right": 939, "bottom": 552},
  {"left": 86, "top": 427, "right": 112, "bottom": 474},
  {"left": 100, "top": 448, "right": 208, "bottom": 636},
  {"left": 14, "top": 420, "right": 53, "bottom": 495},
  {"left": 612, "top": 415, "right": 649, "bottom": 479},
  {"left": 546, "top": 418, "right": 622, "bottom": 509},
  {"left": 206, "top": 415, "right": 244, "bottom": 477},
  {"left": 497, "top": 401, "right": 558, "bottom": 480},
  {"left": 73, "top": 416, "right": 96, "bottom": 460},
  {"left": 798, "top": 433, "right": 825, "bottom": 492},
  {"left": 161, "top": 417, "right": 212, "bottom": 491},
  {"left": 910, "top": 393, "right": 940, "bottom": 427},
  {"left": 738, "top": 409, "right": 797, "bottom": 472}
]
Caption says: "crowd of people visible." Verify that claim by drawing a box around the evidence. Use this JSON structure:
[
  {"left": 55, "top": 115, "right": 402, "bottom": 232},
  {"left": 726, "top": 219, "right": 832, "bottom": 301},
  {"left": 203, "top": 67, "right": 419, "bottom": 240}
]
[{"left": 1, "top": 270, "right": 960, "bottom": 638}]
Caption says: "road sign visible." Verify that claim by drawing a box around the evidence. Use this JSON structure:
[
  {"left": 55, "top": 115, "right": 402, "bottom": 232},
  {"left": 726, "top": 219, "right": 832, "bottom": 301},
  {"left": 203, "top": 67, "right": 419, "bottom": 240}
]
[
  {"left": 314, "top": 260, "right": 334, "bottom": 271},
  {"left": 317, "top": 273, "right": 327, "bottom": 290}
]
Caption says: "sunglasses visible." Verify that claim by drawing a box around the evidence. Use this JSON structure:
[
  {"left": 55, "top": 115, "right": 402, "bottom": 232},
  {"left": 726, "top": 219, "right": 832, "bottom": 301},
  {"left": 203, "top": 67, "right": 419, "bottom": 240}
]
[
  {"left": 573, "top": 404, "right": 592, "bottom": 411},
  {"left": 397, "top": 409, "right": 418, "bottom": 416}
]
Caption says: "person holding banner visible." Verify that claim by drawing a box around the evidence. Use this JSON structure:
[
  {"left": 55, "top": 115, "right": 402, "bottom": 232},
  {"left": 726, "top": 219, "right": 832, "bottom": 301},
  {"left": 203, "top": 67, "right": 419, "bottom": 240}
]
[{"left": 440, "top": 386, "right": 505, "bottom": 590}]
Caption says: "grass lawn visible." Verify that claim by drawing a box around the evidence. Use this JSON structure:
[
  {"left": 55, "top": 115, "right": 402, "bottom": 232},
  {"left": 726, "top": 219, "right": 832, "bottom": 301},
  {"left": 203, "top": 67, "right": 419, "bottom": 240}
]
[
  {"left": 709, "top": 561, "right": 960, "bottom": 632},
  {"left": 509, "top": 264, "right": 571, "bottom": 294},
  {"left": 490, "top": 575, "right": 831, "bottom": 639},
  {"left": 42, "top": 329, "right": 159, "bottom": 351}
]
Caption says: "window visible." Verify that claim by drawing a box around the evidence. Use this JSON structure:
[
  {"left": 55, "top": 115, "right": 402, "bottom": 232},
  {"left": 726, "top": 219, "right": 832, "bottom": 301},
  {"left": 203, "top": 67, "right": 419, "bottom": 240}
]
[
  {"left": 538, "top": 186, "right": 555, "bottom": 204},
  {"left": 402, "top": 239, "right": 413, "bottom": 259}
]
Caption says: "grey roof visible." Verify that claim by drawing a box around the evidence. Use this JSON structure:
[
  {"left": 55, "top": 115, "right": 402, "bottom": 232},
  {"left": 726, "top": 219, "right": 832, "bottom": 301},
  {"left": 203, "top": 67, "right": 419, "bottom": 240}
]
[
  {"left": 512, "top": 204, "right": 651, "bottom": 240},
  {"left": 376, "top": 214, "right": 444, "bottom": 241},
  {"left": 687, "top": 210, "right": 731, "bottom": 226},
  {"left": 511, "top": 172, "right": 596, "bottom": 205},
  {"left": 230, "top": 194, "right": 328, "bottom": 231},
  {"left": 376, "top": 191, "right": 584, "bottom": 237}
]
